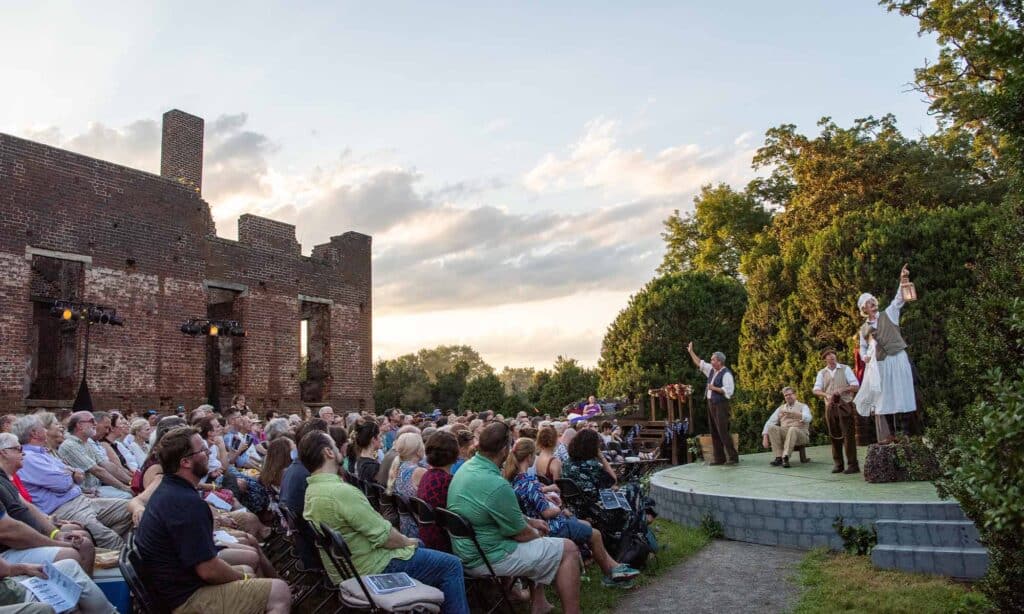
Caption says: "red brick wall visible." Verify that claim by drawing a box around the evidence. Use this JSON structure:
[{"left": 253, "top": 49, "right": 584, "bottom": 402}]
[{"left": 0, "top": 129, "right": 372, "bottom": 413}]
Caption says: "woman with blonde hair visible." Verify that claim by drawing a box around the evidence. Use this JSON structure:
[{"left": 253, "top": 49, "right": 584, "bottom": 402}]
[
  {"left": 388, "top": 432, "right": 426, "bottom": 538},
  {"left": 124, "top": 418, "right": 152, "bottom": 470},
  {"left": 503, "top": 437, "right": 639, "bottom": 589}
]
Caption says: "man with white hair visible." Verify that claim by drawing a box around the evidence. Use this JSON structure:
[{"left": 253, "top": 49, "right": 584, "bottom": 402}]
[
  {"left": 687, "top": 342, "right": 739, "bottom": 465},
  {"left": 762, "top": 387, "right": 812, "bottom": 468},
  {"left": 555, "top": 426, "right": 575, "bottom": 462},
  {"left": 317, "top": 406, "right": 335, "bottom": 424},
  {"left": 11, "top": 416, "right": 132, "bottom": 550}
]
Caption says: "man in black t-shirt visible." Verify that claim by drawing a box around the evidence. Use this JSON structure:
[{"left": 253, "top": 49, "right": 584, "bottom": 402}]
[{"left": 134, "top": 426, "right": 291, "bottom": 614}]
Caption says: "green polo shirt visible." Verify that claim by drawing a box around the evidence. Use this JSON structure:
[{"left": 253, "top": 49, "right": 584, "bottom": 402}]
[
  {"left": 303, "top": 472, "right": 415, "bottom": 582},
  {"left": 446, "top": 453, "right": 526, "bottom": 568}
]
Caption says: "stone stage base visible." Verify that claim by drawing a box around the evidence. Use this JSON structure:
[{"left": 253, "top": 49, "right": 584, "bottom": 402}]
[{"left": 650, "top": 445, "right": 987, "bottom": 579}]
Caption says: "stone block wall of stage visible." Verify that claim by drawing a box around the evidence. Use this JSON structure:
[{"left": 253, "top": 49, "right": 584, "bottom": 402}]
[{"left": 0, "top": 111, "right": 373, "bottom": 413}]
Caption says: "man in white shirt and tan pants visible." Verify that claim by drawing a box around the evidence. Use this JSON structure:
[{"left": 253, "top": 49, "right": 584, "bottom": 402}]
[{"left": 762, "top": 387, "right": 812, "bottom": 468}]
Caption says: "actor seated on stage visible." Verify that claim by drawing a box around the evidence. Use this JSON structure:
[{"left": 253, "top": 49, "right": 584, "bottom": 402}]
[{"left": 761, "top": 387, "right": 812, "bottom": 468}]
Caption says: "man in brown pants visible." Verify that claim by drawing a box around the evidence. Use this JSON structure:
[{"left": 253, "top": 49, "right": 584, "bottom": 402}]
[
  {"left": 687, "top": 342, "right": 738, "bottom": 465},
  {"left": 813, "top": 348, "right": 861, "bottom": 474}
]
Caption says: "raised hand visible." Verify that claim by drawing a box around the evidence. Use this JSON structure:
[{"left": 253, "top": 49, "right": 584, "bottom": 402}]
[{"left": 901, "top": 263, "right": 910, "bottom": 280}]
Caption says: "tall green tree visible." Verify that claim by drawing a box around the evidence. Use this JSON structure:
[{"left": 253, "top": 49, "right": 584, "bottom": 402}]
[
  {"left": 598, "top": 271, "right": 746, "bottom": 424},
  {"left": 431, "top": 361, "right": 470, "bottom": 410},
  {"left": 537, "top": 357, "right": 599, "bottom": 414},
  {"left": 459, "top": 373, "right": 506, "bottom": 413},
  {"left": 415, "top": 345, "right": 494, "bottom": 382},
  {"left": 658, "top": 184, "right": 772, "bottom": 278},
  {"left": 497, "top": 367, "right": 537, "bottom": 396},
  {"left": 373, "top": 356, "right": 432, "bottom": 412}
]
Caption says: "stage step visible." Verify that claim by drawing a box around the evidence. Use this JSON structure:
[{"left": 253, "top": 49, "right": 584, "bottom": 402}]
[
  {"left": 875, "top": 519, "right": 980, "bottom": 548},
  {"left": 871, "top": 544, "right": 989, "bottom": 580}
]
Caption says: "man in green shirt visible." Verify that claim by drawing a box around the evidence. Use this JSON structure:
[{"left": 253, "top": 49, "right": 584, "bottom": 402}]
[
  {"left": 300, "top": 431, "right": 469, "bottom": 614},
  {"left": 447, "top": 422, "right": 581, "bottom": 614}
]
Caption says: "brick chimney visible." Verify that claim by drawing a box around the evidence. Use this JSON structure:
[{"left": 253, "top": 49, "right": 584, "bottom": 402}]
[{"left": 160, "top": 109, "right": 204, "bottom": 193}]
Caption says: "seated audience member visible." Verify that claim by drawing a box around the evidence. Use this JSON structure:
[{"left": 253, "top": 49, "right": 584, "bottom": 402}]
[
  {"left": 57, "top": 412, "right": 131, "bottom": 500},
  {"left": 0, "top": 494, "right": 92, "bottom": 575},
  {"left": 135, "top": 427, "right": 290, "bottom": 614},
  {"left": 562, "top": 429, "right": 616, "bottom": 506},
  {"left": 280, "top": 421, "right": 328, "bottom": 569},
  {"left": 416, "top": 432, "right": 457, "bottom": 552},
  {"left": 12, "top": 416, "right": 131, "bottom": 550},
  {"left": 448, "top": 422, "right": 581, "bottom": 614},
  {"left": 449, "top": 429, "right": 475, "bottom": 475},
  {"left": 0, "top": 526, "right": 116, "bottom": 614},
  {"left": 259, "top": 438, "right": 294, "bottom": 494},
  {"left": 124, "top": 419, "right": 152, "bottom": 470},
  {"left": 375, "top": 425, "right": 419, "bottom": 485},
  {"left": 91, "top": 413, "right": 134, "bottom": 487},
  {"left": 317, "top": 406, "right": 336, "bottom": 425},
  {"left": 761, "top": 386, "right": 812, "bottom": 468},
  {"left": 555, "top": 427, "right": 575, "bottom": 462},
  {"left": 388, "top": 433, "right": 426, "bottom": 539},
  {"left": 352, "top": 422, "right": 382, "bottom": 486},
  {"left": 504, "top": 438, "right": 638, "bottom": 587},
  {"left": 103, "top": 413, "right": 136, "bottom": 473},
  {"left": 534, "top": 426, "right": 562, "bottom": 483},
  {"left": 300, "top": 431, "right": 469, "bottom": 614}
]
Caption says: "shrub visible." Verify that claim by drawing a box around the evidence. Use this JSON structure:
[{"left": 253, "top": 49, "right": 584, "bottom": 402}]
[{"left": 832, "top": 517, "right": 877, "bottom": 555}]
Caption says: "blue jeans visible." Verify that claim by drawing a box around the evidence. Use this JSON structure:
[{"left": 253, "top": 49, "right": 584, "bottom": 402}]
[{"left": 384, "top": 547, "right": 469, "bottom": 614}]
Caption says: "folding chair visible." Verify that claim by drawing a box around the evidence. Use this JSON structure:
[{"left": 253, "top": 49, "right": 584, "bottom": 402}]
[
  {"left": 118, "top": 532, "right": 157, "bottom": 614},
  {"left": 394, "top": 494, "right": 415, "bottom": 532},
  {"left": 310, "top": 522, "right": 443, "bottom": 612},
  {"left": 277, "top": 502, "right": 337, "bottom": 611},
  {"left": 407, "top": 496, "right": 436, "bottom": 529},
  {"left": 433, "top": 507, "right": 514, "bottom": 614},
  {"left": 555, "top": 478, "right": 597, "bottom": 521}
]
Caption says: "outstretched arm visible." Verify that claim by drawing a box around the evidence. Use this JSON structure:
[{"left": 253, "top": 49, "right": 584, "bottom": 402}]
[{"left": 686, "top": 342, "right": 701, "bottom": 368}]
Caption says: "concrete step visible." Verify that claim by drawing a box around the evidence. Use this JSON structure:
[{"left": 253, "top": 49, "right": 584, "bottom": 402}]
[
  {"left": 872, "top": 544, "right": 988, "bottom": 580},
  {"left": 876, "top": 519, "right": 981, "bottom": 548}
]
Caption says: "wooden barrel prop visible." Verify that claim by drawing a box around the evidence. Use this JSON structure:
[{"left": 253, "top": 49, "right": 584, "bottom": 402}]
[{"left": 855, "top": 415, "right": 876, "bottom": 446}]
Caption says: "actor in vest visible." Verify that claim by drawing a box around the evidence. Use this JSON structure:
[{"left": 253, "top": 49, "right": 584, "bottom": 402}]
[
  {"left": 856, "top": 265, "right": 918, "bottom": 439},
  {"left": 761, "top": 387, "right": 812, "bottom": 468},
  {"left": 687, "top": 343, "right": 739, "bottom": 465},
  {"left": 813, "top": 348, "right": 861, "bottom": 474}
]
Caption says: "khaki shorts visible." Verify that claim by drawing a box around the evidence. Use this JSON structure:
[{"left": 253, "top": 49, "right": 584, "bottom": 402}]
[
  {"left": 172, "top": 578, "right": 273, "bottom": 614},
  {"left": 468, "top": 537, "right": 566, "bottom": 586}
]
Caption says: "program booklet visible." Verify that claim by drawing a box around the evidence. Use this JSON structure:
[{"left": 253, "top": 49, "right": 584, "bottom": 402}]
[{"left": 364, "top": 572, "right": 416, "bottom": 595}]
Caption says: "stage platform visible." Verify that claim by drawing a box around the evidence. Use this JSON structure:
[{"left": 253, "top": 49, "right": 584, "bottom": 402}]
[{"left": 650, "top": 445, "right": 988, "bottom": 579}]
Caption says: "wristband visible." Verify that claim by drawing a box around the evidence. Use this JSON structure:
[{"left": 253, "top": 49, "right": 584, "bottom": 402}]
[
  {"left": 242, "top": 572, "right": 249, "bottom": 581},
  {"left": 50, "top": 528, "right": 60, "bottom": 539}
]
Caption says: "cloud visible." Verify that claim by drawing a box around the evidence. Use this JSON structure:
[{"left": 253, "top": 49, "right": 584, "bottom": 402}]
[{"left": 523, "top": 117, "right": 755, "bottom": 198}]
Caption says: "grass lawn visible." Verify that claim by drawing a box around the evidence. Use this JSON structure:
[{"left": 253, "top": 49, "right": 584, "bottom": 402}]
[
  {"left": 791, "top": 549, "right": 990, "bottom": 614},
  {"left": 539, "top": 519, "right": 710, "bottom": 614}
]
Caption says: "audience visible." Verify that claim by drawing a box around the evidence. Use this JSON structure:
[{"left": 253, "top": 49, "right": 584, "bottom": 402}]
[
  {"left": 562, "top": 429, "right": 617, "bottom": 508},
  {"left": 376, "top": 425, "right": 419, "bottom": 485},
  {"left": 555, "top": 427, "right": 575, "bottom": 462},
  {"left": 58, "top": 412, "right": 132, "bottom": 500},
  {"left": 447, "top": 422, "right": 581, "bottom": 614},
  {"left": 534, "top": 426, "right": 563, "bottom": 483},
  {"left": 135, "top": 426, "right": 291, "bottom": 614},
  {"left": 450, "top": 429, "right": 475, "bottom": 474},
  {"left": 279, "top": 421, "right": 328, "bottom": 569},
  {"left": 124, "top": 418, "right": 152, "bottom": 470},
  {"left": 416, "top": 432, "right": 458, "bottom": 552},
  {"left": 300, "top": 431, "right": 469, "bottom": 614},
  {"left": 352, "top": 422, "right": 382, "bottom": 485},
  {"left": 504, "top": 437, "right": 639, "bottom": 588}
]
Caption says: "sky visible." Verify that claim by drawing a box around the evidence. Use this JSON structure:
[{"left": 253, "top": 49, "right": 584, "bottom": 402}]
[{"left": 0, "top": 2, "right": 939, "bottom": 370}]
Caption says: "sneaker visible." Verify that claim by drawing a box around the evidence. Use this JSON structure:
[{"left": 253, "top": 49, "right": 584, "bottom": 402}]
[
  {"left": 602, "top": 576, "right": 638, "bottom": 588},
  {"left": 609, "top": 564, "right": 640, "bottom": 581}
]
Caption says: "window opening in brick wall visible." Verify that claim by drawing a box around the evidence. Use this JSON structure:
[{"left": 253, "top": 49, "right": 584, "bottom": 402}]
[
  {"left": 300, "top": 301, "right": 330, "bottom": 403},
  {"left": 205, "top": 288, "right": 241, "bottom": 410},
  {"left": 28, "top": 257, "right": 84, "bottom": 401}
]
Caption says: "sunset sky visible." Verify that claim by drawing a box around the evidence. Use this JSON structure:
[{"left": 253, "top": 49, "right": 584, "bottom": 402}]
[{"left": 0, "top": 2, "right": 938, "bottom": 369}]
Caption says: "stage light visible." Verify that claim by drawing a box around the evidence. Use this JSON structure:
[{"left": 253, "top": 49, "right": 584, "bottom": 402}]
[
  {"left": 62, "top": 308, "right": 73, "bottom": 320},
  {"left": 228, "top": 324, "right": 246, "bottom": 337},
  {"left": 181, "top": 321, "right": 201, "bottom": 335},
  {"left": 109, "top": 314, "right": 124, "bottom": 327}
]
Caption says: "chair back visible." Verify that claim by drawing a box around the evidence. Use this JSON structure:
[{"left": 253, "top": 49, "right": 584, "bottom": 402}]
[
  {"left": 433, "top": 506, "right": 476, "bottom": 539},
  {"left": 555, "top": 478, "right": 590, "bottom": 517},
  {"left": 119, "top": 532, "right": 157, "bottom": 614},
  {"left": 408, "top": 496, "right": 435, "bottom": 526},
  {"left": 364, "top": 480, "right": 386, "bottom": 512},
  {"left": 312, "top": 523, "right": 376, "bottom": 606}
]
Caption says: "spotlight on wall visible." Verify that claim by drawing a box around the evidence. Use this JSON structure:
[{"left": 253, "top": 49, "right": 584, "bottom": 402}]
[
  {"left": 50, "top": 301, "right": 124, "bottom": 327},
  {"left": 180, "top": 318, "right": 244, "bottom": 338},
  {"left": 180, "top": 320, "right": 202, "bottom": 335}
]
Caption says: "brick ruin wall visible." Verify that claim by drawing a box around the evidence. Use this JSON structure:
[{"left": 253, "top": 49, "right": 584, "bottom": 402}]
[{"left": 0, "top": 132, "right": 372, "bottom": 414}]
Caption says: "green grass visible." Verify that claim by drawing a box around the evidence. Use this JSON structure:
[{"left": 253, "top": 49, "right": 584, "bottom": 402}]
[
  {"left": 791, "top": 549, "right": 990, "bottom": 614},
  {"left": 539, "top": 519, "right": 710, "bottom": 614}
]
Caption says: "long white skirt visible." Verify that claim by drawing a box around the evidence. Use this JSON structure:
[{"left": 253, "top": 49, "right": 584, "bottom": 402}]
[{"left": 875, "top": 350, "right": 917, "bottom": 415}]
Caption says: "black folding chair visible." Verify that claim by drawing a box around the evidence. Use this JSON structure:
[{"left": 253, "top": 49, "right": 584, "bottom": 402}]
[
  {"left": 394, "top": 494, "right": 415, "bottom": 532},
  {"left": 365, "top": 480, "right": 386, "bottom": 513},
  {"left": 277, "top": 503, "right": 336, "bottom": 611},
  {"left": 407, "top": 496, "right": 436, "bottom": 529},
  {"left": 118, "top": 532, "right": 157, "bottom": 614},
  {"left": 555, "top": 478, "right": 595, "bottom": 520},
  {"left": 433, "top": 507, "right": 514, "bottom": 614}
]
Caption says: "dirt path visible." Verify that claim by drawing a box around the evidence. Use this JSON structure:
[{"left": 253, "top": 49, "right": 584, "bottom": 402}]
[{"left": 616, "top": 539, "right": 805, "bottom": 613}]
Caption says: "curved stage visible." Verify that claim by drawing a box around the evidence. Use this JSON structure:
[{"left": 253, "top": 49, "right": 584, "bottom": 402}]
[{"left": 650, "top": 445, "right": 987, "bottom": 579}]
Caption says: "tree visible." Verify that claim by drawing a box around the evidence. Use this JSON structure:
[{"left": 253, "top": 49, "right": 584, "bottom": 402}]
[
  {"left": 497, "top": 367, "right": 536, "bottom": 396},
  {"left": 658, "top": 184, "right": 772, "bottom": 278},
  {"left": 458, "top": 374, "right": 506, "bottom": 413},
  {"left": 598, "top": 272, "right": 747, "bottom": 406},
  {"left": 501, "top": 393, "right": 533, "bottom": 417},
  {"left": 373, "top": 356, "right": 432, "bottom": 413},
  {"left": 431, "top": 361, "right": 470, "bottom": 411},
  {"left": 526, "top": 369, "right": 552, "bottom": 405},
  {"left": 882, "top": 0, "right": 1024, "bottom": 170},
  {"left": 415, "top": 345, "right": 493, "bottom": 382},
  {"left": 537, "top": 357, "right": 599, "bottom": 414}
]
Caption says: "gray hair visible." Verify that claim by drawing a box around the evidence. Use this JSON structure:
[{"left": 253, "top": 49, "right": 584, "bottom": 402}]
[
  {"left": 129, "top": 418, "right": 150, "bottom": 436},
  {"left": 317, "top": 406, "right": 334, "bottom": 418},
  {"left": 781, "top": 386, "right": 795, "bottom": 395},
  {"left": 36, "top": 412, "right": 59, "bottom": 430},
  {"left": 264, "top": 417, "right": 290, "bottom": 441},
  {"left": 346, "top": 412, "right": 361, "bottom": 428},
  {"left": 11, "top": 415, "right": 44, "bottom": 445},
  {"left": 711, "top": 351, "right": 727, "bottom": 364},
  {"left": 0, "top": 432, "right": 19, "bottom": 450}
]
